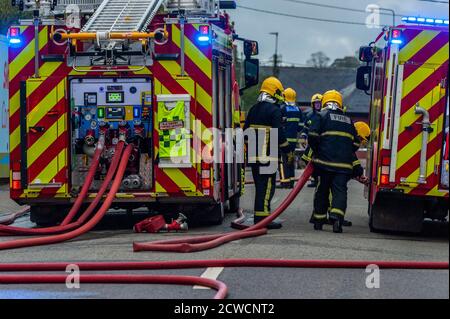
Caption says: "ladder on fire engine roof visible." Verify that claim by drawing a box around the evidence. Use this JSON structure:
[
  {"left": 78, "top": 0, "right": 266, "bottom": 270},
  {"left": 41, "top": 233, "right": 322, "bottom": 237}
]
[
  {"left": 81, "top": 0, "right": 217, "bottom": 33},
  {"left": 81, "top": 0, "right": 166, "bottom": 33}
]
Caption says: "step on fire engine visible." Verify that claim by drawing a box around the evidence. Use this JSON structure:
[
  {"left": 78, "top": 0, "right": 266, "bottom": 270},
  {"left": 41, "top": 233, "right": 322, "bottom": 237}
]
[
  {"left": 7, "top": 0, "right": 260, "bottom": 225},
  {"left": 356, "top": 17, "right": 449, "bottom": 233}
]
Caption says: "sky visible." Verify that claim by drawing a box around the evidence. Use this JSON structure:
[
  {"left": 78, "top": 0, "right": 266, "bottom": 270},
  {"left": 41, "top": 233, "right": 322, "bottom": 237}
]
[{"left": 227, "top": 0, "right": 449, "bottom": 66}]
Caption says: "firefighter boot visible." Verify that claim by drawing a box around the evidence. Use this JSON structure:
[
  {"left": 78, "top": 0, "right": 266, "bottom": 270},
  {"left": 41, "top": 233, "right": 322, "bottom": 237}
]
[
  {"left": 331, "top": 217, "right": 343, "bottom": 234},
  {"left": 313, "top": 222, "right": 324, "bottom": 231},
  {"left": 254, "top": 216, "right": 283, "bottom": 229}
]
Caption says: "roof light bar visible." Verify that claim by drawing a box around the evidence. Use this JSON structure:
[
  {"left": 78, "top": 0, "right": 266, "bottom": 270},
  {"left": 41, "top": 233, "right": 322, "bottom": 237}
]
[{"left": 402, "top": 16, "right": 449, "bottom": 26}]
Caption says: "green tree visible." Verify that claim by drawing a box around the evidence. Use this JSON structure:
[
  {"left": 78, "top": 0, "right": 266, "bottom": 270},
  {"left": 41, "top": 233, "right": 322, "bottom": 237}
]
[
  {"left": 331, "top": 56, "right": 361, "bottom": 68},
  {"left": 0, "top": 0, "right": 28, "bottom": 35},
  {"left": 307, "top": 51, "right": 330, "bottom": 68}
]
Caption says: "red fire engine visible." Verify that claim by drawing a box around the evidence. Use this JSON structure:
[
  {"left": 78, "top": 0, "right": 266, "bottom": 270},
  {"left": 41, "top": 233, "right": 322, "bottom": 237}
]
[
  {"left": 7, "top": 0, "right": 259, "bottom": 225},
  {"left": 357, "top": 17, "right": 449, "bottom": 233}
]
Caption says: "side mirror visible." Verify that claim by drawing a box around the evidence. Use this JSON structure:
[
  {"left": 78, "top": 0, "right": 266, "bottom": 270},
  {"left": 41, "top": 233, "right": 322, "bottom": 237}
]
[
  {"left": 359, "top": 46, "right": 373, "bottom": 62},
  {"left": 244, "top": 58, "right": 259, "bottom": 89},
  {"left": 356, "top": 65, "right": 372, "bottom": 91},
  {"left": 244, "top": 40, "right": 259, "bottom": 58}
]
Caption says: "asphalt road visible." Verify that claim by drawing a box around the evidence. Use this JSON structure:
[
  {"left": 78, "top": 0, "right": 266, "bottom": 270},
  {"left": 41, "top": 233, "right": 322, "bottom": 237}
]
[{"left": 0, "top": 174, "right": 448, "bottom": 299}]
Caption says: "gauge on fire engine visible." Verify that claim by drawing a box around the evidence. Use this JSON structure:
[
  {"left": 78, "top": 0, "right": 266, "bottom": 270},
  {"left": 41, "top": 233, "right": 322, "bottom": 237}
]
[
  {"left": 84, "top": 92, "right": 97, "bottom": 106},
  {"left": 84, "top": 114, "right": 92, "bottom": 121},
  {"left": 106, "top": 91, "right": 124, "bottom": 104}
]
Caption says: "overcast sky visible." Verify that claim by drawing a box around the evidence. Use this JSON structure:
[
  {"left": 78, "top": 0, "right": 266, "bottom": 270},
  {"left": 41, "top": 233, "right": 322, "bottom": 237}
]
[{"left": 227, "top": 0, "right": 449, "bottom": 65}]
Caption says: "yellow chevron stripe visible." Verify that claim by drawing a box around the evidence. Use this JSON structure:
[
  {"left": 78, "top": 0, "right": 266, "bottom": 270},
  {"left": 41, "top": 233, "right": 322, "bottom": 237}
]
[
  {"left": 27, "top": 79, "right": 65, "bottom": 129},
  {"left": 155, "top": 181, "right": 167, "bottom": 193},
  {"left": 172, "top": 25, "right": 212, "bottom": 79},
  {"left": 159, "top": 61, "right": 213, "bottom": 115},
  {"left": 398, "top": 84, "right": 441, "bottom": 136},
  {"left": 164, "top": 168, "right": 196, "bottom": 192},
  {"left": 10, "top": 126, "right": 20, "bottom": 153},
  {"left": 30, "top": 148, "right": 66, "bottom": 185},
  {"left": 402, "top": 149, "right": 440, "bottom": 193},
  {"left": 403, "top": 43, "right": 449, "bottom": 97},
  {"left": 9, "top": 27, "right": 48, "bottom": 81},
  {"left": 196, "top": 83, "right": 212, "bottom": 115},
  {"left": 27, "top": 114, "right": 67, "bottom": 167},
  {"left": 399, "top": 30, "right": 439, "bottom": 62},
  {"left": 9, "top": 62, "right": 63, "bottom": 117},
  {"left": 397, "top": 114, "right": 443, "bottom": 169}
]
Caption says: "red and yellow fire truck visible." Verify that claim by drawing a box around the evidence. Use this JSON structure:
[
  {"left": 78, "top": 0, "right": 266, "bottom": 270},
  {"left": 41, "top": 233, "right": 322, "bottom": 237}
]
[
  {"left": 357, "top": 17, "right": 449, "bottom": 233},
  {"left": 7, "top": 0, "right": 259, "bottom": 225}
]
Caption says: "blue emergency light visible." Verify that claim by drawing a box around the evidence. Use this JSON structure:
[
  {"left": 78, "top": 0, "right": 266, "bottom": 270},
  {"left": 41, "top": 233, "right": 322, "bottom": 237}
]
[
  {"left": 8, "top": 27, "right": 22, "bottom": 46},
  {"left": 197, "top": 25, "right": 211, "bottom": 44},
  {"left": 402, "top": 16, "right": 449, "bottom": 26}
]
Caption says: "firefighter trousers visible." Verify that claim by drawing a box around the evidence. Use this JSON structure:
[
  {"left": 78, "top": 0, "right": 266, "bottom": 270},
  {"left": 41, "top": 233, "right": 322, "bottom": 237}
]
[
  {"left": 312, "top": 169, "right": 351, "bottom": 223},
  {"left": 279, "top": 151, "right": 295, "bottom": 185},
  {"left": 251, "top": 165, "right": 277, "bottom": 221}
]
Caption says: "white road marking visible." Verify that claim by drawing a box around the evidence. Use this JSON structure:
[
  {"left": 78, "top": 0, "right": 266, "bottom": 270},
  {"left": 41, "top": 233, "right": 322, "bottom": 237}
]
[{"left": 193, "top": 267, "right": 224, "bottom": 290}]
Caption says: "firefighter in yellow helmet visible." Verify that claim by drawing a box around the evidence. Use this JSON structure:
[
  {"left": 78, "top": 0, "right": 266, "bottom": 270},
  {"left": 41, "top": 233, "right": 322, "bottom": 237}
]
[
  {"left": 244, "top": 77, "right": 293, "bottom": 229},
  {"left": 278, "top": 88, "right": 305, "bottom": 189},
  {"left": 301, "top": 93, "right": 323, "bottom": 187},
  {"left": 308, "top": 90, "right": 361, "bottom": 233}
]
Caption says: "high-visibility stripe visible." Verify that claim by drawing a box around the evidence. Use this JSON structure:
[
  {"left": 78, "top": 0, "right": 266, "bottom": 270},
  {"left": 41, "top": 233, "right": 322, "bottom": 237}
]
[
  {"left": 330, "top": 208, "right": 345, "bottom": 217},
  {"left": 399, "top": 30, "right": 440, "bottom": 63},
  {"left": 286, "top": 118, "right": 300, "bottom": 122},
  {"left": 27, "top": 114, "right": 66, "bottom": 167},
  {"left": 313, "top": 159, "right": 353, "bottom": 170},
  {"left": 9, "top": 27, "right": 48, "bottom": 81},
  {"left": 26, "top": 79, "right": 65, "bottom": 130},
  {"left": 321, "top": 131, "right": 354, "bottom": 140},
  {"left": 172, "top": 25, "right": 212, "bottom": 79},
  {"left": 255, "top": 211, "right": 270, "bottom": 217},
  {"left": 402, "top": 43, "right": 448, "bottom": 98},
  {"left": 397, "top": 114, "right": 443, "bottom": 170}
]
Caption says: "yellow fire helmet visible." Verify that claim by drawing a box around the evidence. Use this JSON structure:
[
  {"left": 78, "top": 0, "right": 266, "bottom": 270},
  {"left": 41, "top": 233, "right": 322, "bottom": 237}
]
[
  {"left": 322, "top": 90, "right": 343, "bottom": 109},
  {"left": 283, "top": 88, "right": 297, "bottom": 103},
  {"left": 354, "top": 121, "right": 370, "bottom": 143},
  {"left": 260, "top": 77, "right": 285, "bottom": 102},
  {"left": 311, "top": 93, "right": 323, "bottom": 104}
]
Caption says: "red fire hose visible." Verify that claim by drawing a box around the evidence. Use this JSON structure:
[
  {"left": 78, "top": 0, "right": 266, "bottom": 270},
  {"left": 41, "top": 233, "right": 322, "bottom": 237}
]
[
  {"left": 0, "top": 274, "right": 228, "bottom": 299},
  {"left": 0, "top": 259, "right": 446, "bottom": 300},
  {"left": 132, "top": 163, "right": 314, "bottom": 253},
  {"left": 0, "top": 206, "right": 30, "bottom": 226},
  {"left": 0, "top": 143, "right": 133, "bottom": 251},
  {"left": 0, "top": 141, "right": 125, "bottom": 236}
]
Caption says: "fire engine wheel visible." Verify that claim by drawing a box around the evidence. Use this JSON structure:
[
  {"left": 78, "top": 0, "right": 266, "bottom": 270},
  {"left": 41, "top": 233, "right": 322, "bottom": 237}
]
[
  {"left": 203, "top": 202, "right": 225, "bottom": 226},
  {"left": 30, "top": 206, "right": 69, "bottom": 227},
  {"left": 369, "top": 193, "right": 424, "bottom": 234}
]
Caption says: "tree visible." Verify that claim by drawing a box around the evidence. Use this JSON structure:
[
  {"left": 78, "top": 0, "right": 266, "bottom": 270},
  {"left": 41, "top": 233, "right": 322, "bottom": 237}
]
[
  {"left": 0, "top": 0, "right": 28, "bottom": 35},
  {"left": 307, "top": 51, "right": 330, "bottom": 68},
  {"left": 331, "top": 56, "right": 361, "bottom": 68}
]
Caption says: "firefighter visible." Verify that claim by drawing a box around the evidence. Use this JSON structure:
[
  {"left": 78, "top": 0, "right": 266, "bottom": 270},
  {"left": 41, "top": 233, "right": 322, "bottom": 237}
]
[
  {"left": 308, "top": 90, "right": 360, "bottom": 233},
  {"left": 278, "top": 88, "right": 304, "bottom": 189},
  {"left": 301, "top": 93, "right": 323, "bottom": 187},
  {"left": 244, "top": 77, "right": 294, "bottom": 229}
]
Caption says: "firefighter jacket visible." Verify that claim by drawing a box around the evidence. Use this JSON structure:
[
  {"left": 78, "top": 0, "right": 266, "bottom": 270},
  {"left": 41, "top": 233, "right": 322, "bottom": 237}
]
[
  {"left": 301, "top": 109, "right": 321, "bottom": 140},
  {"left": 308, "top": 108, "right": 360, "bottom": 174},
  {"left": 244, "top": 100, "right": 293, "bottom": 165},
  {"left": 280, "top": 103, "right": 305, "bottom": 144}
]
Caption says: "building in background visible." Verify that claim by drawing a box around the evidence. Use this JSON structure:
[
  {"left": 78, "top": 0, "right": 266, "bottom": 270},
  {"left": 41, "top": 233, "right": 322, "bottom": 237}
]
[
  {"left": 0, "top": 35, "right": 8, "bottom": 180},
  {"left": 260, "top": 66, "right": 370, "bottom": 123}
]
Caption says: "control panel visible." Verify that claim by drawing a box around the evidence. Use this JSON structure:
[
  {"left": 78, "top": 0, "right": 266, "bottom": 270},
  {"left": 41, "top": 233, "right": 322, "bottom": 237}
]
[{"left": 70, "top": 78, "right": 153, "bottom": 192}]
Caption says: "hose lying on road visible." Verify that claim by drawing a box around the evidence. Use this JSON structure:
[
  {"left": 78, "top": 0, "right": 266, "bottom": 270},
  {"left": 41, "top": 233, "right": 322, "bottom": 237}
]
[
  {"left": 0, "top": 274, "right": 228, "bottom": 300},
  {"left": 0, "top": 143, "right": 133, "bottom": 251},
  {"left": 0, "top": 259, "right": 446, "bottom": 300},
  {"left": 0, "top": 139, "right": 104, "bottom": 229},
  {"left": 132, "top": 163, "right": 314, "bottom": 253},
  {"left": 0, "top": 206, "right": 30, "bottom": 226},
  {"left": 0, "top": 141, "right": 124, "bottom": 236}
]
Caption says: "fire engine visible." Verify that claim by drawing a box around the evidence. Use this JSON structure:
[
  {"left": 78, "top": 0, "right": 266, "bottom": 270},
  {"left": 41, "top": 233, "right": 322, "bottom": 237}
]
[
  {"left": 356, "top": 17, "right": 449, "bottom": 233},
  {"left": 7, "top": 0, "right": 260, "bottom": 225}
]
